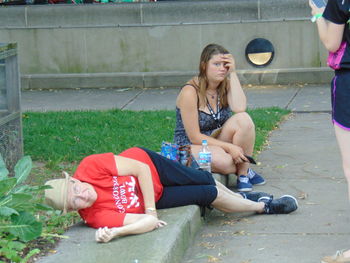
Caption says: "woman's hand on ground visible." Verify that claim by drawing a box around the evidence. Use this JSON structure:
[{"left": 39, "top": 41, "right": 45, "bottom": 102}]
[
  {"left": 95, "top": 227, "right": 118, "bottom": 243},
  {"left": 94, "top": 219, "right": 167, "bottom": 243},
  {"left": 155, "top": 219, "right": 167, "bottom": 229}
]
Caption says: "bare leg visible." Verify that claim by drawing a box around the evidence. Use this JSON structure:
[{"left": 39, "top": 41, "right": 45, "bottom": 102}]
[
  {"left": 190, "top": 113, "right": 255, "bottom": 176},
  {"left": 211, "top": 187, "right": 264, "bottom": 213},
  {"left": 215, "top": 180, "right": 243, "bottom": 198},
  {"left": 191, "top": 145, "right": 237, "bottom": 174},
  {"left": 217, "top": 112, "right": 255, "bottom": 175},
  {"left": 334, "top": 125, "right": 350, "bottom": 258}
]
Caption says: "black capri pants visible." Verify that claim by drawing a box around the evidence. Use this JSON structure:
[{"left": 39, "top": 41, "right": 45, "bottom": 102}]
[{"left": 140, "top": 148, "right": 218, "bottom": 209}]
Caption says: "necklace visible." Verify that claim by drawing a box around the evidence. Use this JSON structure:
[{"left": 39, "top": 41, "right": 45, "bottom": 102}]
[
  {"left": 206, "top": 91, "right": 217, "bottom": 99},
  {"left": 206, "top": 95, "right": 221, "bottom": 128}
]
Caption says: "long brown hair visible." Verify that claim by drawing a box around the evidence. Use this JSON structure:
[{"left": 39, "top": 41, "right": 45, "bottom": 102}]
[{"left": 190, "top": 43, "right": 230, "bottom": 108}]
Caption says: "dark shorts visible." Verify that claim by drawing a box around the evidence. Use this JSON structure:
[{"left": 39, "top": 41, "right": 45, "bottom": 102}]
[
  {"left": 140, "top": 148, "right": 218, "bottom": 209},
  {"left": 332, "top": 70, "right": 350, "bottom": 130}
]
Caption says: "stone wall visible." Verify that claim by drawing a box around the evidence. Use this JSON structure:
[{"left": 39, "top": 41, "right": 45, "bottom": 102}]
[{"left": 0, "top": 0, "right": 333, "bottom": 88}]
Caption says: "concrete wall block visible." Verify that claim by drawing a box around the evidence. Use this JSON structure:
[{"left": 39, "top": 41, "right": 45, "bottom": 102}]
[
  {"left": 236, "top": 68, "right": 333, "bottom": 85},
  {"left": 4, "top": 18, "right": 327, "bottom": 77},
  {"left": 273, "top": 69, "right": 333, "bottom": 85},
  {"left": 82, "top": 25, "right": 202, "bottom": 72},
  {"left": 265, "top": 21, "right": 321, "bottom": 69},
  {"left": 24, "top": 73, "right": 144, "bottom": 89},
  {"left": 0, "top": 7, "right": 26, "bottom": 27},
  {"left": 20, "top": 68, "right": 333, "bottom": 90},
  {"left": 12, "top": 25, "right": 202, "bottom": 74},
  {"left": 1, "top": 1, "right": 333, "bottom": 88},
  {"left": 201, "top": 20, "right": 322, "bottom": 70},
  {"left": 20, "top": 74, "right": 30, "bottom": 90},
  {"left": 143, "top": 71, "right": 195, "bottom": 88},
  {"left": 239, "top": 71, "right": 262, "bottom": 85},
  {"left": 25, "top": 4, "right": 141, "bottom": 27},
  {"left": 6, "top": 28, "right": 89, "bottom": 74},
  {"left": 260, "top": 0, "right": 310, "bottom": 20},
  {"left": 1, "top": 0, "right": 312, "bottom": 29},
  {"left": 142, "top": 0, "right": 258, "bottom": 24}
]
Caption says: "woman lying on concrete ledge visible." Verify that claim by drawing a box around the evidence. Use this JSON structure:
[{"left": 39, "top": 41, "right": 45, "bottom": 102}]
[{"left": 44, "top": 147, "right": 298, "bottom": 243}]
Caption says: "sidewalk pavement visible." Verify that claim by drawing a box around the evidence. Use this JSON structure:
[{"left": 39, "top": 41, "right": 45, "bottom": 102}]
[
  {"left": 25, "top": 84, "right": 349, "bottom": 263},
  {"left": 21, "top": 84, "right": 330, "bottom": 112}
]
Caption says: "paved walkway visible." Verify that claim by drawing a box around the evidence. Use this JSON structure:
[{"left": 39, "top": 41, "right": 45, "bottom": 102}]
[
  {"left": 22, "top": 84, "right": 330, "bottom": 112},
  {"left": 23, "top": 84, "right": 350, "bottom": 263}
]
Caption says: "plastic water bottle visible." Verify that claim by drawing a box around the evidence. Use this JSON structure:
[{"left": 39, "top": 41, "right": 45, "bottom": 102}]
[{"left": 198, "top": 140, "right": 212, "bottom": 172}]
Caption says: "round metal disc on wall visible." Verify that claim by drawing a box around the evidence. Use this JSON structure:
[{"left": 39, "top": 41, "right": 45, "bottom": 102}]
[{"left": 245, "top": 38, "right": 274, "bottom": 67}]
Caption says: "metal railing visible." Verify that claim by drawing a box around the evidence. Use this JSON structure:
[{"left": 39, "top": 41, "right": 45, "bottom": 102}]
[{"left": 0, "top": 43, "right": 23, "bottom": 174}]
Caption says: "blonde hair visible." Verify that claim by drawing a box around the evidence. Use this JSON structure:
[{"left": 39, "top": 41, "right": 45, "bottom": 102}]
[{"left": 190, "top": 43, "right": 230, "bottom": 108}]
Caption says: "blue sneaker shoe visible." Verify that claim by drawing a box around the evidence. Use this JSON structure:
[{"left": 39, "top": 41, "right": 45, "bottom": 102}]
[
  {"left": 259, "top": 195, "right": 298, "bottom": 214},
  {"left": 236, "top": 175, "right": 252, "bottom": 192},
  {"left": 247, "top": 168, "right": 266, "bottom": 185},
  {"left": 239, "top": 191, "right": 273, "bottom": 202}
]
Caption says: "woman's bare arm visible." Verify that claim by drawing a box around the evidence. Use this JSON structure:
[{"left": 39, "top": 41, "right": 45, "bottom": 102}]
[{"left": 95, "top": 213, "right": 167, "bottom": 243}]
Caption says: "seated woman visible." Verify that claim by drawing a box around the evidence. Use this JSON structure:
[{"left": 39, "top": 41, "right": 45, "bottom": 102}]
[
  {"left": 174, "top": 43, "right": 264, "bottom": 192},
  {"left": 44, "top": 147, "right": 298, "bottom": 243}
]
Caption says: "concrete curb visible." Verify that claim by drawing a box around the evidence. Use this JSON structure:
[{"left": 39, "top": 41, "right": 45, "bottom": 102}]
[
  {"left": 21, "top": 68, "right": 333, "bottom": 90},
  {"left": 38, "top": 205, "right": 203, "bottom": 263}
]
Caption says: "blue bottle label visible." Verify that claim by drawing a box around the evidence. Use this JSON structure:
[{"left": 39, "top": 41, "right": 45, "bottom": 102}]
[{"left": 198, "top": 152, "right": 211, "bottom": 163}]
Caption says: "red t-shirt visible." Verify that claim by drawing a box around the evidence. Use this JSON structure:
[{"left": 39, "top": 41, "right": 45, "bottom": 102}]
[{"left": 74, "top": 147, "right": 163, "bottom": 228}]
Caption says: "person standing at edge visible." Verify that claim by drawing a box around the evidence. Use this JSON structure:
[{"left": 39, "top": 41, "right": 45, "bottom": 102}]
[
  {"left": 309, "top": 0, "right": 350, "bottom": 262},
  {"left": 173, "top": 43, "right": 265, "bottom": 192}
]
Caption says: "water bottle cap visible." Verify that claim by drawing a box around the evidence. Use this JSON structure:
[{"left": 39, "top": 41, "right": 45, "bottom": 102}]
[{"left": 202, "top": 139, "right": 207, "bottom": 145}]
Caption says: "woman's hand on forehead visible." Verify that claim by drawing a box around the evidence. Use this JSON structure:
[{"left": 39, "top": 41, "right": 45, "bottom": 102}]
[{"left": 220, "top": 54, "right": 235, "bottom": 73}]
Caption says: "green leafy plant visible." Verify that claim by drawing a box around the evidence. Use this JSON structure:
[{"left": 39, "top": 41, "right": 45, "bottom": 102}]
[{"left": 0, "top": 154, "right": 51, "bottom": 262}]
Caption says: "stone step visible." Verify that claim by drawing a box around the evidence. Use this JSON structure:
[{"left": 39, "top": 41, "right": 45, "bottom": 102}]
[{"left": 38, "top": 205, "right": 203, "bottom": 263}]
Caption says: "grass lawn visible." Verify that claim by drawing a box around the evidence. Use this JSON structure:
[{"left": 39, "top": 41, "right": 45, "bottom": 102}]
[
  {"left": 23, "top": 107, "right": 290, "bottom": 187},
  {"left": 23, "top": 107, "right": 290, "bottom": 164}
]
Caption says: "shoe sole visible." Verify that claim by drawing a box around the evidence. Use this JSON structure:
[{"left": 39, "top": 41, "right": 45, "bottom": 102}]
[
  {"left": 251, "top": 181, "right": 266, "bottom": 186},
  {"left": 257, "top": 196, "right": 272, "bottom": 203},
  {"left": 280, "top": 194, "right": 299, "bottom": 209},
  {"left": 237, "top": 188, "right": 252, "bottom": 192}
]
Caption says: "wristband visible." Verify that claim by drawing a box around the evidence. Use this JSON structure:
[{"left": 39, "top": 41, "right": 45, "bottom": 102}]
[{"left": 311, "top": 13, "right": 323, "bottom": 23}]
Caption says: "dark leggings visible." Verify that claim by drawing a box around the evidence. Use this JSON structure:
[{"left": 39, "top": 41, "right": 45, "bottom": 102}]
[{"left": 140, "top": 148, "right": 218, "bottom": 209}]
